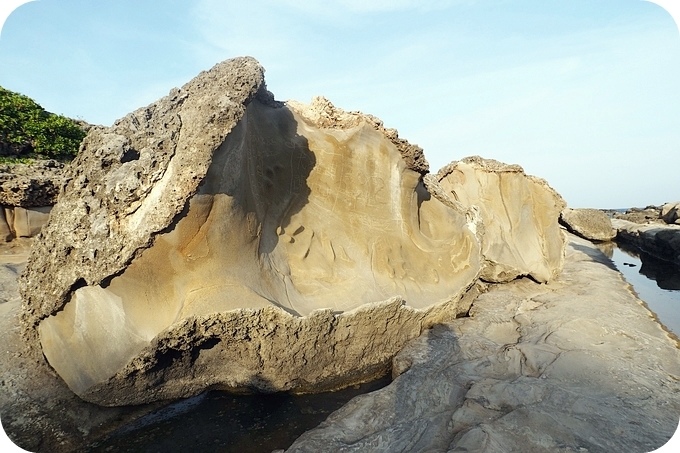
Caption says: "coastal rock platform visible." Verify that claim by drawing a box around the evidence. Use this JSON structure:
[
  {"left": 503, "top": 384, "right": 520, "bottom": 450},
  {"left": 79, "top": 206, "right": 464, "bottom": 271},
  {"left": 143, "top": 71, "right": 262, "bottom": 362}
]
[{"left": 286, "top": 235, "right": 680, "bottom": 452}]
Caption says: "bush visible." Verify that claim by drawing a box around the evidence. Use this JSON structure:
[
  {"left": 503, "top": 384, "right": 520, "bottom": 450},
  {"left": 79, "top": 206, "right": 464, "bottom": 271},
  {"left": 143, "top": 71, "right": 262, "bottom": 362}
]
[{"left": 0, "top": 86, "right": 86, "bottom": 160}]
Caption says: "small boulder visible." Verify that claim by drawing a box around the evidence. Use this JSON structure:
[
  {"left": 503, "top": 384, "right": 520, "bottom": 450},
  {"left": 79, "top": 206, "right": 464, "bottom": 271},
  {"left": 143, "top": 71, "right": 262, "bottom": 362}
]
[{"left": 559, "top": 208, "right": 616, "bottom": 242}]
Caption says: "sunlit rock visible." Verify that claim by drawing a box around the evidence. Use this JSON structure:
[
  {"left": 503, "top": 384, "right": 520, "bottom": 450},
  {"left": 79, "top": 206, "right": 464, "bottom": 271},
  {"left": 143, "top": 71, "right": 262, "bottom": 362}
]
[
  {"left": 436, "top": 156, "right": 566, "bottom": 283},
  {"left": 21, "top": 57, "right": 483, "bottom": 405},
  {"left": 559, "top": 207, "right": 616, "bottom": 242}
]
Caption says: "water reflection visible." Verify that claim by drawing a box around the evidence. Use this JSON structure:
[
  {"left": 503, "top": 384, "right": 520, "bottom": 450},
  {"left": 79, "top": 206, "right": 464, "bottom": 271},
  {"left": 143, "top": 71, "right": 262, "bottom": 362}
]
[
  {"left": 616, "top": 242, "right": 680, "bottom": 291},
  {"left": 608, "top": 242, "right": 680, "bottom": 336},
  {"left": 87, "top": 375, "right": 391, "bottom": 453}
]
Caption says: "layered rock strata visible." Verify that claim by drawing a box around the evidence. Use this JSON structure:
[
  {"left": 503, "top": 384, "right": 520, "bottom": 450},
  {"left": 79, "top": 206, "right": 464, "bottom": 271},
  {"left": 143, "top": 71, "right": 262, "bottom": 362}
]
[
  {"left": 20, "top": 57, "right": 498, "bottom": 405},
  {"left": 436, "top": 156, "right": 566, "bottom": 283}
]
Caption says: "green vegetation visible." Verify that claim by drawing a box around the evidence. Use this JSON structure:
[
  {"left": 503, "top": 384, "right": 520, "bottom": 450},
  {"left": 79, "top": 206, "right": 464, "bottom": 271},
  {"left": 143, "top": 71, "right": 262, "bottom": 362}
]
[{"left": 0, "top": 86, "right": 86, "bottom": 161}]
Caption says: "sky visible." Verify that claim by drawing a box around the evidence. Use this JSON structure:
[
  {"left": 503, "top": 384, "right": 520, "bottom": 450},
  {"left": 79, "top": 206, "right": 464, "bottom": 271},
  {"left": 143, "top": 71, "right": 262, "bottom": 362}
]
[{"left": 0, "top": 0, "right": 679, "bottom": 209}]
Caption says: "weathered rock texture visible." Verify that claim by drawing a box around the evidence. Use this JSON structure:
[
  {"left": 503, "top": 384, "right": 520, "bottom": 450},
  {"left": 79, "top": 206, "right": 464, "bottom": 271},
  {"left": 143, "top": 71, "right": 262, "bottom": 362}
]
[
  {"left": 286, "top": 236, "right": 680, "bottom": 453},
  {"left": 436, "top": 156, "right": 566, "bottom": 283},
  {"left": 613, "top": 218, "right": 680, "bottom": 265},
  {"left": 662, "top": 201, "right": 680, "bottom": 225},
  {"left": 0, "top": 160, "right": 63, "bottom": 240},
  {"left": 559, "top": 207, "right": 616, "bottom": 242},
  {"left": 20, "top": 57, "right": 491, "bottom": 405},
  {"left": 613, "top": 206, "right": 662, "bottom": 224}
]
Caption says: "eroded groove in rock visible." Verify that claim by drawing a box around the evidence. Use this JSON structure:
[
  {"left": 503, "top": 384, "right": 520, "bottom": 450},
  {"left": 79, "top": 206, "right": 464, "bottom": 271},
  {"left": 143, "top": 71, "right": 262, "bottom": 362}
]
[
  {"left": 20, "top": 57, "right": 267, "bottom": 334},
  {"left": 436, "top": 156, "right": 566, "bottom": 283},
  {"left": 22, "top": 59, "right": 486, "bottom": 404}
]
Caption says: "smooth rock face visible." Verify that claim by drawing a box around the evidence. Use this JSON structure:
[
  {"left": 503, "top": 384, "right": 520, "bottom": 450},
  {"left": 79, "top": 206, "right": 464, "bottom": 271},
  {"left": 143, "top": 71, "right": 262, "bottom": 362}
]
[
  {"left": 436, "top": 156, "right": 566, "bottom": 283},
  {"left": 661, "top": 201, "right": 680, "bottom": 225},
  {"left": 286, "top": 236, "right": 680, "bottom": 453},
  {"left": 612, "top": 218, "right": 680, "bottom": 265},
  {"left": 22, "top": 58, "right": 484, "bottom": 404},
  {"left": 559, "top": 207, "right": 615, "bottom": 242}
]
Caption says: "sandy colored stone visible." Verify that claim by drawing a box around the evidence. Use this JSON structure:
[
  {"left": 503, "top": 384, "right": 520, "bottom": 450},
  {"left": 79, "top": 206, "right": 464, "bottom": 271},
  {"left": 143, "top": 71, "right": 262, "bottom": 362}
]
[
  {"left": 559, "top": 207, "right": 615, "bottom": 242},
  {"left": 436, "top": 156, "right": 566, "bottom": 283},
  {"left": 286, "top": 235, "right": 680, "bottom": 453},
  {"left": 22, "top": 58, "right": 483, "bottom": 405},
  {"left": 661, "top": 201, "right": 680, "bottom": 225}
]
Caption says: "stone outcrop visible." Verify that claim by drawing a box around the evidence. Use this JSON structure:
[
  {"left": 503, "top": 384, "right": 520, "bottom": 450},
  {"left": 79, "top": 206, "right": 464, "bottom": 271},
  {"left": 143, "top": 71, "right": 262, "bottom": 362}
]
[
  {"left": 613, "top": 206, "right": 661, "bottom": 224},
  {"left": 612, "top": 218, "right": 680, "bottom": 265},
  {"left": 661, "top": 201, "right": 680, "bottom": 225},
  {"left": 285, "top": 236, "right": 680, "bottom": 453},
  {"left": 0, "top": 160, "right": 63, "bottom": 241},
  {"left": 21, "top": 57, "right": 493, "bottom": 405},
  {"left": 435, "top": 156, "right": 566, "bottom": 283},
  {"left": 559, "top": 207, "right": 616, "bottom": 242}
]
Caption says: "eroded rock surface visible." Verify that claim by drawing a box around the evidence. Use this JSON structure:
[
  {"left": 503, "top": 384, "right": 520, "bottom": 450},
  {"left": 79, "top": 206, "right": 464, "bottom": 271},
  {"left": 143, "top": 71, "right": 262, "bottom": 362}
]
[
  {"left": 0, "top": 160, "right": 63, "bottom": 240},
  {"left": 436, "top": 156, "right": 566, "bottom": 283},
  {"left": 662, "top": 201, "right": 680, "bottom": 225},
  {"left": 21, "top": 57, "right": 486, "bottom": 405},
  {"left": 613, "top": 218, "right": 680, "bottom": 265},
  {"left": 559, "top": 207, "right": 615, "bottom": 242},
  {"left": 286, "top": 236, "right": 680, "bottom": 453}
]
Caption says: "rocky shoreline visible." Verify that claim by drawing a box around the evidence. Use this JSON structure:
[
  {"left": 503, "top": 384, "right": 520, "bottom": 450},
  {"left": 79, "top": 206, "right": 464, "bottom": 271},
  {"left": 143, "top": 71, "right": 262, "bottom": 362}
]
[{"left": 1, "top": 57, "right": 678, "bottom": 452}]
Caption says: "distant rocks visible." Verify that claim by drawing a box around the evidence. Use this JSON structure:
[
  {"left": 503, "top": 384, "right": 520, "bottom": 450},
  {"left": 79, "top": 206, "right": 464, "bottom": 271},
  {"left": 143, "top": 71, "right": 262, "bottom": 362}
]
[
  {"left": 559, "top": 207, "right": 615, "bottom": 242},
  {"left": 612, "top": 219, "right": 680, "bottom": 266},
  {"left": 611, "top": 205, "right": 662, "bottom": 224},
  {"left": 437, "top": 156, "right": 566, "bottom": 283},
  {"left": 661, "top": 201, "right": 680, "bottom": 225}
]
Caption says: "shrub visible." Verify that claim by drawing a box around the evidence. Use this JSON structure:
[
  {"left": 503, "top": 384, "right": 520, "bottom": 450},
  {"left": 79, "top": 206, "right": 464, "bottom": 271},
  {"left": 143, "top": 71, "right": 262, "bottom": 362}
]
[{"left": 0, "top": 86, "right": 86, "bottom": 161}]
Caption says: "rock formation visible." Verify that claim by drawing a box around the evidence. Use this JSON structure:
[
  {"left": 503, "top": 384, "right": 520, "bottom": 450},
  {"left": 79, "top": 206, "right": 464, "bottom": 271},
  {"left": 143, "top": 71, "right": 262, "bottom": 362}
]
[
  {"left": 436, "top": 157, "right": 566, "bottom": 283},
  {"left": 612, "top": 218, "right": 680, "bottom": 266},
  {"left": 661, "top": 201, "right": 680, "bottom": 225},
  {"left": 285, "top": 235, "right": 680, "bottom": 453},
  {"left": 0, "top": 160, "right": 63, "bottom": 240},
  {"left": 613, "top": 206, "right": 661, "bottom": 224},
  {"left": 19, "top": 57, "right": 565, "bottom": 406},
  {"left": 559, "top": 207, "right": 616, "bottom": 242}
]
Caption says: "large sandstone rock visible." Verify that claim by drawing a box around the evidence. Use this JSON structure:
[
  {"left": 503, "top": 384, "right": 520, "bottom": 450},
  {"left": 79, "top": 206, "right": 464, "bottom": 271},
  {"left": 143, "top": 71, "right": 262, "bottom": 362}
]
[
  {"left": 436, "top": 156, "right": 566, "bottom": 283},
  {"left": 286, "top": 236, "right": 680, "bottom": 453},
  {"left": 612, "top": 218, "right": 680, "bottom": 265},
  {"left": 20, "top": 57, "right": 485, "bottom": 405},
  {"left": 559, "top": 207, "right": 616, "bottom": 242}
]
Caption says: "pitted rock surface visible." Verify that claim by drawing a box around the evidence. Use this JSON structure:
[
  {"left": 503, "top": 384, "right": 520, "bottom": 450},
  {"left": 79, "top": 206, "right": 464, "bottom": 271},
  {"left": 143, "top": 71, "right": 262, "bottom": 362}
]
[
  {"left": 559, "top": 207, "right": 616, "bottom": 242},
  {"left": 21, "top": 57, "right": 491, "bottom": 405}
]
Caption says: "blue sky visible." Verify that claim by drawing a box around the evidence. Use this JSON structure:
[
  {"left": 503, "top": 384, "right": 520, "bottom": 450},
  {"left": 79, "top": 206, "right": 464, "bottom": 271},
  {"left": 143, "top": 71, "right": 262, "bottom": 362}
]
[{"left": 0, "top": 0, "right": 679, "bottom": 209}]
